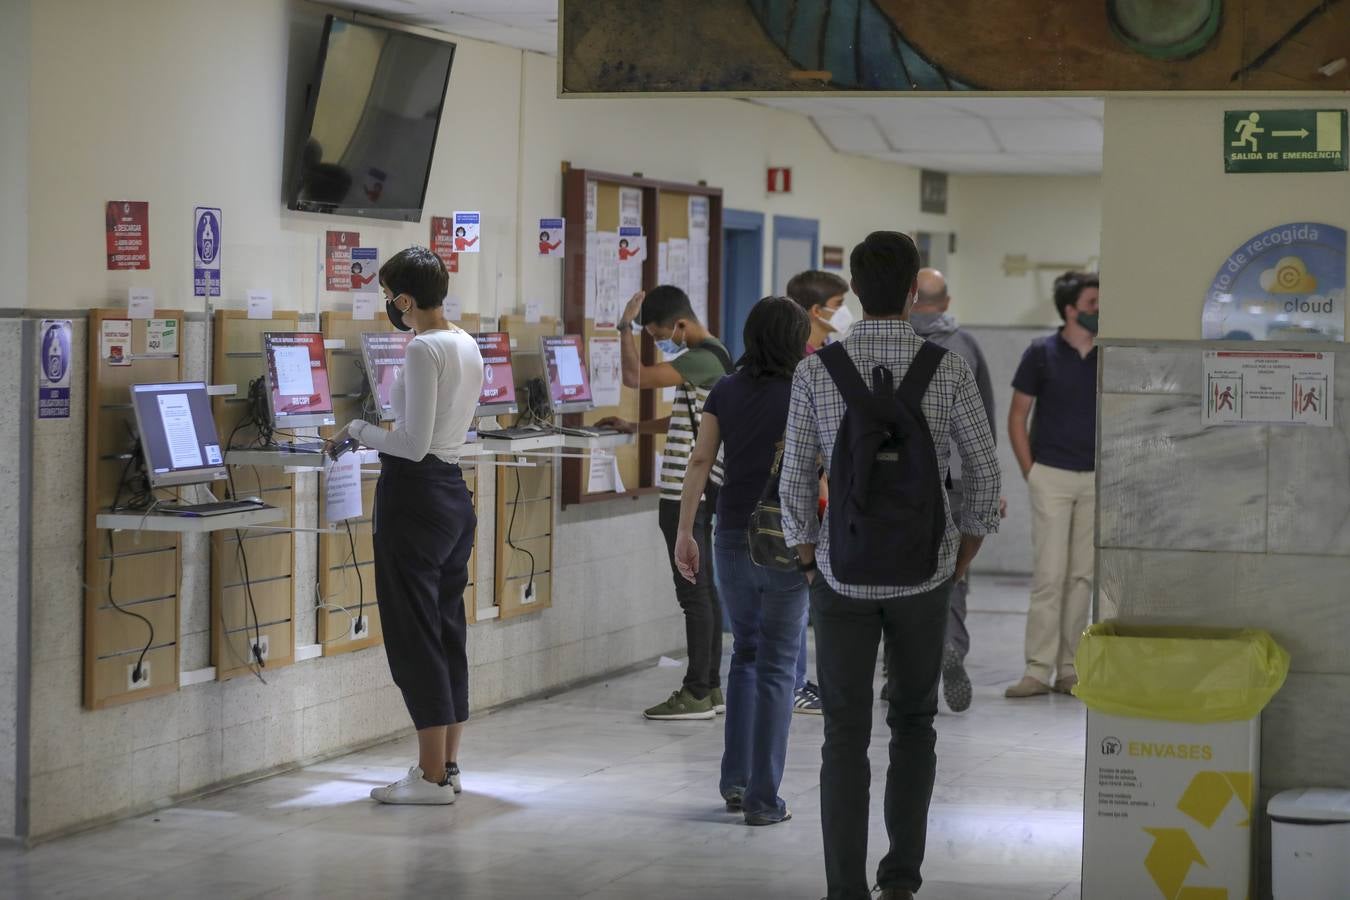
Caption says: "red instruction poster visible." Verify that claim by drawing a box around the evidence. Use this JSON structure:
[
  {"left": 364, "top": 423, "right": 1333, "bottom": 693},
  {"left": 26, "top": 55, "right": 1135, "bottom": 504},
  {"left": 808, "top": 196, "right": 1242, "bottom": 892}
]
[
  {"left": 325, "top": 230, "right": 360, "bottom": 291},
  {"left": 430, "top": 216, "right": 459, "bottom": 273},
  {"left": 105, "top": 201, "right": 149, "bottom": 270}
]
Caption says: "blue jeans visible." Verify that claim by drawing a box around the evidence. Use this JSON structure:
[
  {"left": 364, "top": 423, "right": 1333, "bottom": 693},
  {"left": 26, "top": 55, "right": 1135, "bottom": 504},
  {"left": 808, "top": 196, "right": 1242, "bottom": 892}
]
[
  {"left": 795, "top": 615, "right": 809, "bottom": 691},
  {"left": 714, "top": 529, "right": 809, "bottom": 820}
]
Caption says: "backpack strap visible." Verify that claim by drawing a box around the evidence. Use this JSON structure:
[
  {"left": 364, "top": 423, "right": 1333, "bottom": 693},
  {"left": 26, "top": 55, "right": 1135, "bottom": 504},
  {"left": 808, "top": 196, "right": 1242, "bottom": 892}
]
[
  {"left": 817, "top": 342, "right": 873, "bottom": 409},
  {"left": 896, "top": 342, "right": 947, "bottom": 410}
]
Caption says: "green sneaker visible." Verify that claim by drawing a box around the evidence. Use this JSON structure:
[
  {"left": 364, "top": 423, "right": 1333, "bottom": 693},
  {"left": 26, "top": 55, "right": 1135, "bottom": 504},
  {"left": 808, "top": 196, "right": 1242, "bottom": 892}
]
[
  {"left": 643, "top": 688, "right": 715, "bottom": 720},
  {"left": 711, "top": 688, "right": 726, "bottom": 714}
]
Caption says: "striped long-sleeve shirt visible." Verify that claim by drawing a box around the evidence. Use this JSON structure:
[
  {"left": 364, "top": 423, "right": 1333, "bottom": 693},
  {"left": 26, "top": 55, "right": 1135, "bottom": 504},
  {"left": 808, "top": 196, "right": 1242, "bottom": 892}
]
[{"left": 780, "top": 320, "right": 1001, "bottom": 599}]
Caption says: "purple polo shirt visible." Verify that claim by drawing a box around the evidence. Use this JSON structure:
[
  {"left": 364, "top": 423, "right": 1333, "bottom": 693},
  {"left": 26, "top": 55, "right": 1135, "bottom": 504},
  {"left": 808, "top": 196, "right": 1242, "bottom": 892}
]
[{"left": 1012, "top": 330, "right": 1097, "bottom": 472}]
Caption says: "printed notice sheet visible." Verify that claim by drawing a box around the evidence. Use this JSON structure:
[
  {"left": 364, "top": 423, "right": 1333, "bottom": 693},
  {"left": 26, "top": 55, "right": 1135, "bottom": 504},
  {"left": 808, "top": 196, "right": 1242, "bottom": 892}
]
[
  {"left": 324, "top": 453, "right": 363, "bottom": 523},
  {"left": 589, "top": 337, "right": 622, "bottom": 408},
  {"left": 273, "top": 345, "right": 316, "bottom": 397},
  {"left": 1202, "top": 350, "right": 1334, "bottom": 427},
  {"left": 157, "top": 393, "right": 203, "bottom": 469}
]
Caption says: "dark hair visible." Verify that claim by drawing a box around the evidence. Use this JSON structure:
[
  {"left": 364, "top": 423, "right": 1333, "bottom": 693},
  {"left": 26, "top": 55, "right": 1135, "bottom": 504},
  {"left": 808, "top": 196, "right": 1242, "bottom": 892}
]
[
  {"left": 540, "top": 232, "right": 549, "bottom": 240},
  {"left": 455, "top": 226, "right": 466, "bottom": 236},
  {"left": 350, "top": 262, "right": 363, "bottom": 274},
  {"left": 849, "top": 231, "right": 921, "bottom": 317},
  {"left": 785, "top": 270, "right": 848, "bottom": 311},
  {"left": 379, "top": 246, "right": 448, "bottom": 309},
  {"left": 738, "top": 296, "right": 809, "bottom": 380},
  {"left": 1053, "top": 271, "right": 1100, "bottom": 320},
  {"left": 638, "top": 285, "right": 697, "bottom": 326}
]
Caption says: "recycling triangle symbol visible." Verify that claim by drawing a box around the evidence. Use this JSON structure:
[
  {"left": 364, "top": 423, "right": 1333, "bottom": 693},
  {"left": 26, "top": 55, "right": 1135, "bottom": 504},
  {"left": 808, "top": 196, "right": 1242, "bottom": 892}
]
[{"left": 1144, "top": 771, "right": 1253, "bottom": 899}]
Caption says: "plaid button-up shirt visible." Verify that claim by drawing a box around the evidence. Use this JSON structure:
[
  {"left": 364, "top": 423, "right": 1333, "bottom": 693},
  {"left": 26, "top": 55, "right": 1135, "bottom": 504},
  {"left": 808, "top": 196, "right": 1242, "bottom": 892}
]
[{"left": 781, "top": 319, "right": 1002, "bottom": 599}]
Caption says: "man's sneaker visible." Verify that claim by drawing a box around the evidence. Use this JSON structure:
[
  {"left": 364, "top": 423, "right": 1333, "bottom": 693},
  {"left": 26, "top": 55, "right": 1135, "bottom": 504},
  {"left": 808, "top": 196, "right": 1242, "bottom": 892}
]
[
  {"left": 643, "top": 688, "right": 715, "bottom": 720},
  {"left": 1004, "top": 676, "right": 1051, "bottom": 699},
  {"left": 710, "top": 687, "right": 726, "bottom": 714},
  {"left": 745, "top": 807, "right": 792, "bottom": 826},
  {"left": 444, "top": 762, "right": 462, "bottom": 794},
  {"left": 370, "top": 766, "right": 456, "bottom": 805},
  {"left": 724, "top": 791, "right": 744, "bottom": 812},
  {"left": 793, "top": 682, "right": 823, "bottom": 715},
  {"left": 941, "top": 645, "right": 973, "bottom": 713}
]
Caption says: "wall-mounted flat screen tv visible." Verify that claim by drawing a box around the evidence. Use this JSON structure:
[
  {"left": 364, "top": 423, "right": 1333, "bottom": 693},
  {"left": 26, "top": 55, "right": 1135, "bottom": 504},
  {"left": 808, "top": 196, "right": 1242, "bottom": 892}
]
[{"left": 287, "top": 15, "right": 455, "bottom": 222}]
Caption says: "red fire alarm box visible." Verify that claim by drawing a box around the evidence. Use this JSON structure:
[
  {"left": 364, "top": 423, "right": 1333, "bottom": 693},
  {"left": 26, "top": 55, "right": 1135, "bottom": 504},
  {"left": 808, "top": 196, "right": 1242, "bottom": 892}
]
[{"left": 767, "top": 167, "right": 793, "bottom": 193}]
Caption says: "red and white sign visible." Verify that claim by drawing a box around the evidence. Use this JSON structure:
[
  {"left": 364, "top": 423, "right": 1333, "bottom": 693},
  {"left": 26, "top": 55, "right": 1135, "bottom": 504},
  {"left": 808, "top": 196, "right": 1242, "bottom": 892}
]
[
  {"left": 105, "top": 201, "right": 149, "bottom": 270},
  {"left": 767, "top": 167, "right": 793, "bottom": 193},
  {"left": 430, "top": 216, "right": 459, "bottom": 272},
  {"left": 325, "top": 230, "right": 360, "bottom": 291}
]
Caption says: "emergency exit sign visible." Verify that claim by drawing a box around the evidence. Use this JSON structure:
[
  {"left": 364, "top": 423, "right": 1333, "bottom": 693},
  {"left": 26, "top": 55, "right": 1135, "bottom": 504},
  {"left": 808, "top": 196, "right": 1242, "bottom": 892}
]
[{"left": 1224, "top": 109, "right": 1347, "bottom": 174}]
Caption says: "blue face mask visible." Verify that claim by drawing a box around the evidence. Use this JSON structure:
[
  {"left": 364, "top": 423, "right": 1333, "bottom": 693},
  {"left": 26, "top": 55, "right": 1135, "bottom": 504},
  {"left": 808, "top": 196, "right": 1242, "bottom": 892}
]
[{"left": 656, "top": 326, "right": 686, "bottom": 356}]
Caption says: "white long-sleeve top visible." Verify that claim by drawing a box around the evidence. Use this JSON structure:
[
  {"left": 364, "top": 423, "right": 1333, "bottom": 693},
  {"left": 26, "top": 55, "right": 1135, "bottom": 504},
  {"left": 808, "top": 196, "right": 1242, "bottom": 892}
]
[{"left": 348, "top": 328, "right": 483, "bottom": 464}]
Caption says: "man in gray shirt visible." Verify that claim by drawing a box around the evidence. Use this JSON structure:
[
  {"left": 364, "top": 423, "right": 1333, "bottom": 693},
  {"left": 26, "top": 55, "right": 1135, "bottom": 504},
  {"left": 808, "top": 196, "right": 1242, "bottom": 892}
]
[{"left": 907, "top": 268, "right": 1002, "bottom": 713}]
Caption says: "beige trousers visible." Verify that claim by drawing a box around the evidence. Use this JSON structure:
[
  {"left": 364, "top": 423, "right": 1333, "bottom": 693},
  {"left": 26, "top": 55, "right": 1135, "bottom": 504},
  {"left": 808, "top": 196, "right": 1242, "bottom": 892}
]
[{"left": 1025, "top": 463, "right": 1095, "bottom": 683}]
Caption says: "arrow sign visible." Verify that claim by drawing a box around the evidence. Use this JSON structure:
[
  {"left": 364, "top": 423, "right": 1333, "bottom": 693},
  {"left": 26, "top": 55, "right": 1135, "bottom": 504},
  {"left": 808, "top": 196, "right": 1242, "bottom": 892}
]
[
  {"left": 1272, "top": 129, "right": 1309, "bottom": 138},
  {"left": 1225, "top": 109, "right": 1347, "bottom": 174}
]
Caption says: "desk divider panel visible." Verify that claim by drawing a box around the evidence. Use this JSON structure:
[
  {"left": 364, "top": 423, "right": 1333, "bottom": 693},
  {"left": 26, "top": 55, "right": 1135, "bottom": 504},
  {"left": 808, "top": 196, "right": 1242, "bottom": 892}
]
[
  {"left": 85, "top": 309, "right": 185, "bottom": 709},
  {"left": 210, "top": 310, "right": 299, "bottom": 681},
  {"left": 561, "top": 165, "right": 723, "bottom": 507},
  {"left": 495, "top": 314, "right": 558, "bottom": 619}
]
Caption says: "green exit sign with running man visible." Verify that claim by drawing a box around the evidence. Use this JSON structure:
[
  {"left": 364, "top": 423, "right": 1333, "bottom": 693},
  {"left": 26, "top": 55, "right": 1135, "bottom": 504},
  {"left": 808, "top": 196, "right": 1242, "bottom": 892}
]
[{"left": 1225, "top": 110, "right": 1348, "bottom": 174}]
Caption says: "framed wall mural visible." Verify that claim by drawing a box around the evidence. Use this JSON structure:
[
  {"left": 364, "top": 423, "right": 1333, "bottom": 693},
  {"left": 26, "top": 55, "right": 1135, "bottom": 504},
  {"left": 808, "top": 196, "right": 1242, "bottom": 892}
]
[{"left": 561, "top": 0, "right": 1350, "bottom": 94}]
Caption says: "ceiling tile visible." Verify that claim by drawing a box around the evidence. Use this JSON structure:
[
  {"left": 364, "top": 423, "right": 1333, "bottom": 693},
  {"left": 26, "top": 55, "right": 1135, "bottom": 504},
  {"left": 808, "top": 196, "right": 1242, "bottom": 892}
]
[
  {"left": 934, "top": 97, "right": 1086, "bottom": 118},
  {"left": 877, "top": 116, "right": 1000, "bottom": 153},
  {"left": 811, "top": 115, "right": 890, "bottom": 153},
  {"left": 988, "top": 117, "right": 1103, "bottom": 154}
]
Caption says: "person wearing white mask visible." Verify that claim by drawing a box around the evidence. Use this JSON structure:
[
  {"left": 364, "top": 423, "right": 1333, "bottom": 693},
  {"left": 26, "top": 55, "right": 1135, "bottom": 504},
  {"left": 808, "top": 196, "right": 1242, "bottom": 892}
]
[{"left": 788, "top": 270, "right": 854, "bottom": 355}]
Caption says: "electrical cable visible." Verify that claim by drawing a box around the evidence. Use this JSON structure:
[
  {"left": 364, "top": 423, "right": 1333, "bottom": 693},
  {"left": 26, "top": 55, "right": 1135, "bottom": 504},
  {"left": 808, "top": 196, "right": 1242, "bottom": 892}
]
[
  {"left": 105, "top": 530, "right": 155, "bottom": 686},
  {"left": 343, "top": 518, "right": 366, "bottom": 635},
  {"left": 507, "top": 466, "right": 536, "bottom": 600}
]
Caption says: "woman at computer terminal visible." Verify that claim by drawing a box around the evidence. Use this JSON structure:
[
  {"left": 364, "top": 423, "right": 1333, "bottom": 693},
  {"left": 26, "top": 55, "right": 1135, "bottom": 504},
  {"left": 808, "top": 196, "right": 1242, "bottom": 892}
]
[{"left": 326, "top": 246, "right": 484, "bottom": 805}]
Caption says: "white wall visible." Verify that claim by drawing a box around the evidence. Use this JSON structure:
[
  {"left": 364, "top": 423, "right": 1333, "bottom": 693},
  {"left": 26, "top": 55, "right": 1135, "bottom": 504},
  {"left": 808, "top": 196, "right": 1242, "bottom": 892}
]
[
  {"left": 948, "top": 175, "right": 1102, "bottom": 327},
  {"left": 14, "top": 0, "right": 1098, "bottom": 838}
]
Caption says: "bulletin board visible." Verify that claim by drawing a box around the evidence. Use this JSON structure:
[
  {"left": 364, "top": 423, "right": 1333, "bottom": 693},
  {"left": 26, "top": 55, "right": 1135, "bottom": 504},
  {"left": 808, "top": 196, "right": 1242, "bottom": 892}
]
[
  {"left": 210, "top": 310, "right": 300, "bottom": 681},
  {"left": 495, "top": 313, "right": 558, "bottom": 619},
  {"left": 560, "top": 164, "right": 723, "bottom": 507},
  {"left": 84, "top": 309, "right": 186, "bottom": 709}
]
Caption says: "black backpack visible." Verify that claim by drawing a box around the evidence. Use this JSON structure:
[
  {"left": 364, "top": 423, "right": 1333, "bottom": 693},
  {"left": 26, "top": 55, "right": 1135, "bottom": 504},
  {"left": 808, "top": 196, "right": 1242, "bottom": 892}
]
[{"left": 818, "top": 341, "right": 948, "bottom": 586}]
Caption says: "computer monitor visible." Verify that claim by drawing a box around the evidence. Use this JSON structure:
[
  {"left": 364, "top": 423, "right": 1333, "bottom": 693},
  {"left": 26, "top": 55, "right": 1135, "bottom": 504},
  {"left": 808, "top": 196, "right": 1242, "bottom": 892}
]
[
  {"left": 474, "top": 332, "right": 519, "bottom": 418},
  {"left": 359, "top": 331, "right": 414, "bottom": 421},
  {"left": 540, "top": 334, "right": 594, "bottom": 414},
  {"left": 130, "top": 381, "right": 229, "bottom": 489},
  {"left": 261, "top": 332, "right": 336, "bottom": 429}
]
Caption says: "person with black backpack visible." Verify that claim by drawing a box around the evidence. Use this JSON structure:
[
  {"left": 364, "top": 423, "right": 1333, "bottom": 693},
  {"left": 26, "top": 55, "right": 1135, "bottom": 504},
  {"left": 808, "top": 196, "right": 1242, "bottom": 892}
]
[
  {"left": 597, "top": 286, "right": 734, "bottom": 721},
  {"left": 780, "top": 232, "right": 1001, "bottom": 900}
]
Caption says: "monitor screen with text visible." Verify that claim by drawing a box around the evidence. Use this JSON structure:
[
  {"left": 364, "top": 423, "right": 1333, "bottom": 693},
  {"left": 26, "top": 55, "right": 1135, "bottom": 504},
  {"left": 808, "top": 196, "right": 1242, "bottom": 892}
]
[
  {"left": 130, "top": 381, "right": 228, "bottom": 489},
  {"left": 262, "top": 332, "right": 335, "bottom": 428},
  {"left": 360, "top": 331, "right": 414, "bottom": 420},
  {"left": 474, "top": 332, "right": 517, "bottom": 412},
  {"left": 541, "top": 334, "right": 593, "bottom": 410}
]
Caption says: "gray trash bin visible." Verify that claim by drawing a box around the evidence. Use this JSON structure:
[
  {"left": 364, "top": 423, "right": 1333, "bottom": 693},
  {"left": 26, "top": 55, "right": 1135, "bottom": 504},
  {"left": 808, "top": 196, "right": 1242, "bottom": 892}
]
[{"left": 1269, "top": 788, "right": 1350, "bottom": 898}]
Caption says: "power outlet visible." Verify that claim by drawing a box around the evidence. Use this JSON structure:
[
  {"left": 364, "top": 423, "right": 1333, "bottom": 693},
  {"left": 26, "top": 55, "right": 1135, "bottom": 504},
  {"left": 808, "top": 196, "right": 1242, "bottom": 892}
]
[
  {"left": 520, "top": 581, "right": 537, "bottom": 605},
  {"left": 352, "top": 615, "right": 370, "bottom": 638},
  {"left": 127, "top": 660, "right": 152, "bottom": 691},
  {"left": 251, "top": 634, "right": 270, "bottom": 663}
]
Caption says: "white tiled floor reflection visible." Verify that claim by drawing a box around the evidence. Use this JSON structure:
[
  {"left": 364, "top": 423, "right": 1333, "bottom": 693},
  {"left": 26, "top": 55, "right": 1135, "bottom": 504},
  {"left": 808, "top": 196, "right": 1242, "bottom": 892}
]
[{"left": 5, "top": 577, "right": 1084, "bottom": 899}]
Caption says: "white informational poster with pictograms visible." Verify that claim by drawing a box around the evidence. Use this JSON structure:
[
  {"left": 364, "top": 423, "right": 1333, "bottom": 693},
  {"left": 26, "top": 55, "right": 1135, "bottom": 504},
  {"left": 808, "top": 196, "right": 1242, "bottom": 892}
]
[{"left": 1202, "top": 350, "right": 1333, "bottom": 427}]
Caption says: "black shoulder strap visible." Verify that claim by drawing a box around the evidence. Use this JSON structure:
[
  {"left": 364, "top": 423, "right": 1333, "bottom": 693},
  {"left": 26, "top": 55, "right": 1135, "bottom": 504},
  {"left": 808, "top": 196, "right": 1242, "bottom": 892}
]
[
  {"left": 897, "top": 342, "right": 947, "bottom": 409},
  {"left": 818, "top": 343, "right": 873, "bottom": 409},
  {"left": 702, "top": 339, "right": 734, "bottom": 375}
]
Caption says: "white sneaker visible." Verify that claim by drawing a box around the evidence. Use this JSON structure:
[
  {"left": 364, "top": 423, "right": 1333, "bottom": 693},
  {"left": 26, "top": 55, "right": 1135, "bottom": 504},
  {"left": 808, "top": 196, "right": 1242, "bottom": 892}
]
[{"left": 370, "top": 766, "right": 456, "bottom": 805}]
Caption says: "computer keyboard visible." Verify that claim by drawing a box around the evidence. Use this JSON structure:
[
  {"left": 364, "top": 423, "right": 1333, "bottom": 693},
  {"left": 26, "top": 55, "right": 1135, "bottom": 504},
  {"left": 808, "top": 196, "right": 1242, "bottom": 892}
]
[
  {"left": 157, "top": 499, "right": 269, "bottom": 517},
  {"left": 476, "top": 425, "right": 553, "bottom": 440},
  {"left": 271, "top": 441, "right": 326, "bottom": 453},
  {"left": 555, "top": 425, "right": 624, "bottom": 438}
]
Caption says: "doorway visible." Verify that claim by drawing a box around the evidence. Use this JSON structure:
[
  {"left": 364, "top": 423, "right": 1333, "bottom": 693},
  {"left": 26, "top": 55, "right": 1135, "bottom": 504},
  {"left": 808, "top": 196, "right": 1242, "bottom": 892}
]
[
  {"left": 772, "top": 215, "right": 819, "bottom": 295},
  {"left": 720, "top": 209, "right": 764, "bottom": 362}
]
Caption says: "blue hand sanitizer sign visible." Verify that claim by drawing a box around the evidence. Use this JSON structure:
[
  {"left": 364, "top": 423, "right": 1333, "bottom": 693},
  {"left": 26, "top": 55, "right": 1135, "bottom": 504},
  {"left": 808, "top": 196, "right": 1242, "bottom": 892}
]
[
  {"left": 38, "top": 319, "right": 71, "bottom": 419},
  {"left": 193, "top": 206, "right": 222, "bottom": 297}
]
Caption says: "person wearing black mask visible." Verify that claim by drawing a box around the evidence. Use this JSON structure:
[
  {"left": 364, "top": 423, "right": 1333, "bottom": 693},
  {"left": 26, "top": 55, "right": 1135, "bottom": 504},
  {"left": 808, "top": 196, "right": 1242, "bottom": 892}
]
[
  {"left": 1005, "top": 271, "right": 1099, "bottom": 700},
  {"left": 327, "top": 246, "right": 484, "bottom": 804}
]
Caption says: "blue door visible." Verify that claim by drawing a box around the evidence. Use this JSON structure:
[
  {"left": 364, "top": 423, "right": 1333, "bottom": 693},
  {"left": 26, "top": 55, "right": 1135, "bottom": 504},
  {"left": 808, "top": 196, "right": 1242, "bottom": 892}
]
[{"left": 720, "top": 210, "right": 765, "bottom": 363}]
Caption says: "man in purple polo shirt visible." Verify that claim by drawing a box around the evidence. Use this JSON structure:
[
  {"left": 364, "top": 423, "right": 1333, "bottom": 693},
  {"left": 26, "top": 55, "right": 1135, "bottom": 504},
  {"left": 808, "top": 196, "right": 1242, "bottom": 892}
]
[{"left": 1005, "top": 272, "right": 1099, "bottom": 699}]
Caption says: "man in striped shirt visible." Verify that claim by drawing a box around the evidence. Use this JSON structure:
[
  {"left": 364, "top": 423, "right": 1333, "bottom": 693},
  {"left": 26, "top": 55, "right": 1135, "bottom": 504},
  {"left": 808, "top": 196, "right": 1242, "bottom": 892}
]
[{"left": 598, "top": 286, "right": 732, "bottom": 720}]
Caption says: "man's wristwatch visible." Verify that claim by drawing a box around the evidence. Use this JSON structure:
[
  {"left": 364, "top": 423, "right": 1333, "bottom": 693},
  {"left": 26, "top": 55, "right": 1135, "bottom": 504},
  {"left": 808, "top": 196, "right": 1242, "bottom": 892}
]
[
  {"left": 797, "top": 559, "right": 818, "bottom": 574},
  {"left": 617, "top": 320, "right": 633, "bottom": 332}
]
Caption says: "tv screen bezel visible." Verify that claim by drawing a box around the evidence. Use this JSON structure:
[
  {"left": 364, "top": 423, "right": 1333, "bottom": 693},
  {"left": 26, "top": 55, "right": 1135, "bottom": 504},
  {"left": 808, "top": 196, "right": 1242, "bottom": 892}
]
[{"left": 286, "top": 14, "right": 456, "bottom": 224}]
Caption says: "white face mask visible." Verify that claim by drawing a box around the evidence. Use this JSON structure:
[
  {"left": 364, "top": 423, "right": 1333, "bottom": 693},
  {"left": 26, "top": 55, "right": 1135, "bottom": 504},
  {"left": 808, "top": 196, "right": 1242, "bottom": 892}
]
[{"left": 822, "top": 304, "right": 854, "bottom": 336}]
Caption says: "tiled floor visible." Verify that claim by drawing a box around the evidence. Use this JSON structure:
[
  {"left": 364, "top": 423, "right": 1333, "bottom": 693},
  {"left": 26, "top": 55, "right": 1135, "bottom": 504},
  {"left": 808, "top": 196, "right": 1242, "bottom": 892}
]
[{"left": 4, "top": 577, "right": 1085, "bottom": 899}]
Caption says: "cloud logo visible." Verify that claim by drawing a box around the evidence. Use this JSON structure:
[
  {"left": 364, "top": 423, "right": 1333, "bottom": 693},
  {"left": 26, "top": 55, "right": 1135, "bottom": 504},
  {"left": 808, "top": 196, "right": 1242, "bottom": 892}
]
[{"left": 1260, "top": 256, "right": 1318, "bottom": 294}]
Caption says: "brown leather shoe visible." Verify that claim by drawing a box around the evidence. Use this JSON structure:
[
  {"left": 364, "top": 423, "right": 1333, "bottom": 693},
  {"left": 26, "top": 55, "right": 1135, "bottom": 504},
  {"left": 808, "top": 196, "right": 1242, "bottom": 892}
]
[
  {"left": 1054, "top": 674, "right": 1079, "bottom": 695},
  {"left": 1004, "top": 676, "right": 1051, "bottom": 698}
]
